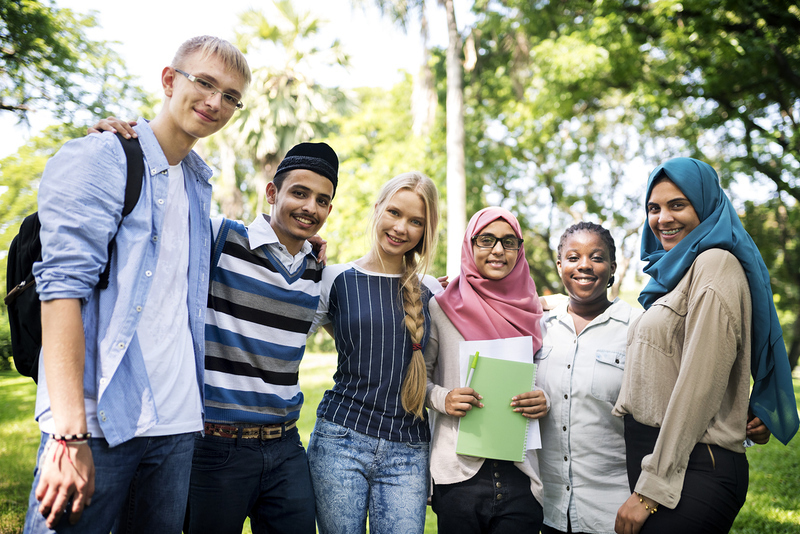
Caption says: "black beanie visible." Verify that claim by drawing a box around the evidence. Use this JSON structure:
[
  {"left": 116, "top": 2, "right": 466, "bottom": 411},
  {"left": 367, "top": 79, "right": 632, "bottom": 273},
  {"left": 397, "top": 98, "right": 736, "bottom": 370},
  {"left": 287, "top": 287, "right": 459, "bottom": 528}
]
[{"left": 275, "top": 142, "right": 339, "bottom": 197}]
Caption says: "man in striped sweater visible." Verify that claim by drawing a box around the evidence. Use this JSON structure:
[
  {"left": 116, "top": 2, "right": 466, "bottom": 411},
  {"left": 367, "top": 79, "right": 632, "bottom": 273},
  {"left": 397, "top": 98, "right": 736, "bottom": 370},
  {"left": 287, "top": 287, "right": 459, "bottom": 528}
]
[{"left": 184, "top": 143, "right": 338, "bottom": 534}]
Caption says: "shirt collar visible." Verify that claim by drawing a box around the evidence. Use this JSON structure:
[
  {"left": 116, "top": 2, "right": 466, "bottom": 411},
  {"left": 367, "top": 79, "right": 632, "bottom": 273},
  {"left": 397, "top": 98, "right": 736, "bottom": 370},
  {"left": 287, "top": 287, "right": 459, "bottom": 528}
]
[
  {"left": 246, "top": 214, "right": 313, "bottom": 255},
  {"left": 551, "top": 297, "right": 631, "bottom": 326}
]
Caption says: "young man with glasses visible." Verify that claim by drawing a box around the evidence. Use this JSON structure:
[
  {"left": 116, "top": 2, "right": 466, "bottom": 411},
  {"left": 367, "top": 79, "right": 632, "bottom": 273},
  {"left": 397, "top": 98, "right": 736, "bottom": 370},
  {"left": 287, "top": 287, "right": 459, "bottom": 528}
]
[{"left": 24, "top": 36, "right": 250, "bottom": 534}]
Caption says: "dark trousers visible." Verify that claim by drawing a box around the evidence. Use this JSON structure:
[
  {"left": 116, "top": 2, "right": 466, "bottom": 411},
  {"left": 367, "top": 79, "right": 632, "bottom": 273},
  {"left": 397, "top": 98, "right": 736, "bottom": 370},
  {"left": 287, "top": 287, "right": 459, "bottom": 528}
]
[
  {"left": 183, "top": 428, "right": 315, "bottom": 534},
  {"left": 432, "top": 459, "right": 543, "bottom": 534},
  {"left": 624, "top": 415, "right": 748, "bottom": 534}
]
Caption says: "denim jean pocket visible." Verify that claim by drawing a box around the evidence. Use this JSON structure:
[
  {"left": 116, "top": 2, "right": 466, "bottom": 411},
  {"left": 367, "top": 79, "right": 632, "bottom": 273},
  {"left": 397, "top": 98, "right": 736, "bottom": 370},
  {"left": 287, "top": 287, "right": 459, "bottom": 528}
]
[
  {"left": 313, "top": 418, "right": 349, "bottom": 440},
  {"left": 191, "top": 438, "right": 234, "bottom": 470}
]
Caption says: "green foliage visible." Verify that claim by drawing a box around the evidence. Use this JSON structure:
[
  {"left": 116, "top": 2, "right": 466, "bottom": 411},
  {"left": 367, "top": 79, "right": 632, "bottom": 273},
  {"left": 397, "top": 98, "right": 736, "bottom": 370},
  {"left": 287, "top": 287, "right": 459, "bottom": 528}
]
[
  {"left": 742, "top": 197, "right": 800, "bottom": 368},
  {"left": 207, "top": 2, "right": 351, "bottom": 221},
  {"left": 0, "top": 0, "right": 145, "bottom": 122},
  {"left": 0, "top": 124, "right": 86, "bottom": 304},
  {"left": 319, "top": 81, "right": 448, "bottom": 276}
]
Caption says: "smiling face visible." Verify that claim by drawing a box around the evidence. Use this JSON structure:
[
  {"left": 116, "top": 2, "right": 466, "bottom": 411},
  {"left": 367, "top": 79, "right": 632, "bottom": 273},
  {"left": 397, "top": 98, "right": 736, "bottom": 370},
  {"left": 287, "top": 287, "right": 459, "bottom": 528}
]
[
  {"left": 647, "top": 178, "right": 701, "bottom": 252},
  {"left": 266, "top": 169, "right": 334, "bottom": 255},
  {"left": 472, "top": 220, "right": 519, "bottom": 281},
  {"left": 373, "top": 188, "right": 427, "bottom": 264},
  {"left": 163, "top": 51, "right": 246, "bottom": 142},
  {"left": 557, "top": 230, "right": 616, "bottom": 307}
]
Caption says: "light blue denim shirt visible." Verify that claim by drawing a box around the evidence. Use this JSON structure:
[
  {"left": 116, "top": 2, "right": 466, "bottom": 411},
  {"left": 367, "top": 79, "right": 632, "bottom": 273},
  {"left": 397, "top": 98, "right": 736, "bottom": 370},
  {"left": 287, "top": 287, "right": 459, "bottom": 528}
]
[{"left": 33, "top": 120, "right": 213, "bottom": 447}]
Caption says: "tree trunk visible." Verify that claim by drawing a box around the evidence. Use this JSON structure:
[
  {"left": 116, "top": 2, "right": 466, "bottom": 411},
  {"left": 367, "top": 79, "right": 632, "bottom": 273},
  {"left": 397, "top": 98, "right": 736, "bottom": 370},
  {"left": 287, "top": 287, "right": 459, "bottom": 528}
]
[{"left": 441, "top": 0, "right": 466, "bottom": 276}]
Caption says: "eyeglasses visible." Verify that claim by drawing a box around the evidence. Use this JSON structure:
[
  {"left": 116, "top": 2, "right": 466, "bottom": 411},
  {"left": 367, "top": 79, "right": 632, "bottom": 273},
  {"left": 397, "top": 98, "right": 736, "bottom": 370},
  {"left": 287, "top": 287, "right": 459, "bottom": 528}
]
[
  {"left": 472, "top": 234, "right": 524, "bottom": 250},
  {"left": 174, "top": 68, "right": 244, "bottom": 110}
]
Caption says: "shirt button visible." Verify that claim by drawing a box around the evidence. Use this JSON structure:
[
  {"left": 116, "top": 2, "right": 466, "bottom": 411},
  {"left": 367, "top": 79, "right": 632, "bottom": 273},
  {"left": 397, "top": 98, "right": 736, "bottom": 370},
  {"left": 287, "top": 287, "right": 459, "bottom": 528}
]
[
  {"left": 99, "top": 411, "right": 107, "bottom": 422},
  {"left": 99, "top": 378, "right": 107, "bottom": 386},
  {"left": 158, "top": 199, "right": 165, "bottom": 205},
  {"left": 563, "top": 426, "right": 567, "bottom": 431},
  {"left": 136, "top": 306, "right": 142, "bottom": 312},
  {"left": 495, "top": 494, "right": 503, "bottom": 501},
  {"left": 118, "top": 342, "right": 125, "bottom": 349},
  {"left": 564, "top": 394, "right": 568, "bottom": 399},
  {"left": 616, "top": 359, "right": 620, "bottom": 363},
  {"left": 494, "top": 472, "right": 500, "bottom": 478},
  {"left": 495, "top": 482, "right": 502, "bottom": 488},
  {"left": 564, "top": 456, "right": 568, "bottom": 461},
  {"left": 567, "top": 364, "right": 571, "bottom": 369},
  {"left": 145, "top": 270, "right": 153, "bottom": 277},
  {"left": 566, "top": 485, "right": 570, "bottom": 491},
  {"left": 152, "top": 235, "right": 158, "bottom": 242},
  {"left": 493, "top": 461, "right": 499, "bottom": 468}
]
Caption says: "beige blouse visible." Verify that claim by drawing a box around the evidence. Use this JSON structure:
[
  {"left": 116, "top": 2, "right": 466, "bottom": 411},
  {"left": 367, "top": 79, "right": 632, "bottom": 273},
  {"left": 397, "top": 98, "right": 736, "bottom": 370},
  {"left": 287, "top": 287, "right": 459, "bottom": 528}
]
[{"left": 613, "top": 248, "right": 752, "bottom": 508}]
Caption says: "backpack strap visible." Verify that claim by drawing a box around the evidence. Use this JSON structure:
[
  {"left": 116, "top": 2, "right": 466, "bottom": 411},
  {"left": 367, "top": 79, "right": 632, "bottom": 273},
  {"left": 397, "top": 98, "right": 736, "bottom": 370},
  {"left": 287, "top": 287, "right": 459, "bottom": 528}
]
[{"left": 98, "top": 133, "right": 144, "bottom": 289}]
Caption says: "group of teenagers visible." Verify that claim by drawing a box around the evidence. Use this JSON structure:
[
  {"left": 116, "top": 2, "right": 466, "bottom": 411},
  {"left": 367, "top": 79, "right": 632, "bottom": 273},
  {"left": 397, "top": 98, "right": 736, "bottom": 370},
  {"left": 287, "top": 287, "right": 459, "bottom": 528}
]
[{"left": 22, "top": 34, "right": 798, "bottom": 534}]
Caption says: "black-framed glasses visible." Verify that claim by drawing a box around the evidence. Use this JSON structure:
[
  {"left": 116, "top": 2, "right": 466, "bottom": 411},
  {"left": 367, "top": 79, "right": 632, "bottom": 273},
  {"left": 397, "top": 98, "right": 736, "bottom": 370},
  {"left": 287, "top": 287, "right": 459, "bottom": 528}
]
[
  {"left": 472, "top": 234, "right": 524, "bottom": 250},
  {"left": 174, "top": 68, "right": 244, "bottom": 110}
]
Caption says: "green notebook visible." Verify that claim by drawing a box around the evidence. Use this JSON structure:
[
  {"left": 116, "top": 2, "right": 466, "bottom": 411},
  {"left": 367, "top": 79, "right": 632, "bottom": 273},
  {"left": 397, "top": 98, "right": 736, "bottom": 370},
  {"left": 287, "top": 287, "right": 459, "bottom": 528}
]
[{"left": 455, "top": 357, "right": 536, "bottom": 462}]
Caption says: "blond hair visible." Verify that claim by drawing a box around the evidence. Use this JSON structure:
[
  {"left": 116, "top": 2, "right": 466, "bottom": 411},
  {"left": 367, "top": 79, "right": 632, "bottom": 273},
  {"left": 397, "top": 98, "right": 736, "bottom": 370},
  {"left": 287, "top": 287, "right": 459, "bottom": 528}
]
[
  {"left": 172, "top": 35, "right": 252, "bottom": 89},
  {"left": 370, "top": 172, "right": 440, "bottom": 419}
]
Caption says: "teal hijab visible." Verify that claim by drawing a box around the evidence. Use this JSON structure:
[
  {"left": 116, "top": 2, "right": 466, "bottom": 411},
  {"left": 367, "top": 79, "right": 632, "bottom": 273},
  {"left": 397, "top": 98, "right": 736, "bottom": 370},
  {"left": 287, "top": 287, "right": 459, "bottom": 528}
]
[{"left": 639, "top": 157, "right": 798, "bottom": 445}]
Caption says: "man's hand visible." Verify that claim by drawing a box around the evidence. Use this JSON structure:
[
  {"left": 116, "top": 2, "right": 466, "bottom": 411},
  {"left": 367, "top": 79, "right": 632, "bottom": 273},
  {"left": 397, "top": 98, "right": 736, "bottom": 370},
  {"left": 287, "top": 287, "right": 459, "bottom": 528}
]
[
  {"left": 87, "top": 117, "right": 138, "bottom": 138},
  {"left": 444, "top": 387, "right": 483, "bottom": 417},
  {"left": 511, "top": 389, "right": 547, "bottom": 419},
  {"left": 36, "top": 440, "right": 95, "bottom": 528}
]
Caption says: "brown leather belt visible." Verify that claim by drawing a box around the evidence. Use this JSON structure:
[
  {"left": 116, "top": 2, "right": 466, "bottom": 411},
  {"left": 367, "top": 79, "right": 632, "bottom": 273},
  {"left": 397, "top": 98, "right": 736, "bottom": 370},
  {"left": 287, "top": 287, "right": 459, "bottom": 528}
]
[{"left": 204, "top": 420, "right": 297, "bottom": 440}]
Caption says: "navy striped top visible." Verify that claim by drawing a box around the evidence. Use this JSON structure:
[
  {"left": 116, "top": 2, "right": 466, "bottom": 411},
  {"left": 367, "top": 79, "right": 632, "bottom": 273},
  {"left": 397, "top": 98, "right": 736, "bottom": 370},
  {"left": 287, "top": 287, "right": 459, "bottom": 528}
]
[{"left": 314, "top": 263, "right": 442, "bottom": 442}]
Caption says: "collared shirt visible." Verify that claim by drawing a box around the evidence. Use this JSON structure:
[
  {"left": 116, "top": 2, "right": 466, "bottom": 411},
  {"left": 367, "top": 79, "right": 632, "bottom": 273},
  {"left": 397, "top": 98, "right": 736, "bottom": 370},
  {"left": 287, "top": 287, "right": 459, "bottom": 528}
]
[
  {"left": 613, "top": 249, "right": 752, "bottom": 508},
  {"left": 33, "top": 120, "right": 213, "bottom": 447},
  {"left": 211, "top": 214, "right": 314, "bottom": 274},
  {"left": 537, "top": 298, "right": 639, "bottom": 534}
]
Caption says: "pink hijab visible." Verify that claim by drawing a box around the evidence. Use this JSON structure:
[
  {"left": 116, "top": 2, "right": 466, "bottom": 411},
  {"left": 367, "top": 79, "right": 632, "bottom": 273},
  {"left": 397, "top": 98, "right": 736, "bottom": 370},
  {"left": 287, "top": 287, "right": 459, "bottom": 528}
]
[{"left": 436, "top": 207, "right": 543, "bottom": 352}]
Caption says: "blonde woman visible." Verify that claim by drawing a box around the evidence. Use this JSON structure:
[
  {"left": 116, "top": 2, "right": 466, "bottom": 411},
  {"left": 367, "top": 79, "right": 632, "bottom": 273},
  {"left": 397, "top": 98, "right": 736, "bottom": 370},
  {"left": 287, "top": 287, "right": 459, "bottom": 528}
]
[{"left": 308, "top": 172, "right": 441, "bottom": 534}]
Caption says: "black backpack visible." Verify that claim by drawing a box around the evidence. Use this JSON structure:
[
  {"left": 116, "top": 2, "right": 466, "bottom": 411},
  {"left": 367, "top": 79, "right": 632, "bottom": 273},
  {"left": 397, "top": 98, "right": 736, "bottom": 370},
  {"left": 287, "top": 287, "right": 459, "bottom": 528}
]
[{"left": 4, "top": 133, "right": 144, "bottom": 382}]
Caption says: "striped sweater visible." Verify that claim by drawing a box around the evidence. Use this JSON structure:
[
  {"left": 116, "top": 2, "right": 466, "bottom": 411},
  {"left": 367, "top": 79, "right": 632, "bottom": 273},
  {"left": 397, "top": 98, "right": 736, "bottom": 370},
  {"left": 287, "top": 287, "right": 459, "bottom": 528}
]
[{"left": 204, "top": 217, "right": 323, "bottom": 424}]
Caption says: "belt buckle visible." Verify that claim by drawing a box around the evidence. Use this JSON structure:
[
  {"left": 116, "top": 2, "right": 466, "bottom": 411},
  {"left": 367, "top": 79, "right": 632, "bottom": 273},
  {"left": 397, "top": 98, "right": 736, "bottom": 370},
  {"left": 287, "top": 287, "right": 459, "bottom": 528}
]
[{"left": 259, "top": 423, "right": 281, "bottom": 441}]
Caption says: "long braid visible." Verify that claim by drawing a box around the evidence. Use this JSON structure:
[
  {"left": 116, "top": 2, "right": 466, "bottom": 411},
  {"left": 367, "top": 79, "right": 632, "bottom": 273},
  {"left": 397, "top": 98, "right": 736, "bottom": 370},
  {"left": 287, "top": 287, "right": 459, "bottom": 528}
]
[{"left": 399, "top": 249, "right": 427, "bottom": 419}]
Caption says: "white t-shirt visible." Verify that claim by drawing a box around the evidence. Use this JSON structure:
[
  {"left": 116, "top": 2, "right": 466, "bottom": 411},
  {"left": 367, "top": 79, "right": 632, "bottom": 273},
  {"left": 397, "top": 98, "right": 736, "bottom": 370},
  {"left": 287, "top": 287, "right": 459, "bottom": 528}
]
[{"left": 136, "top": 163, "right": 202, "bottom": 436}]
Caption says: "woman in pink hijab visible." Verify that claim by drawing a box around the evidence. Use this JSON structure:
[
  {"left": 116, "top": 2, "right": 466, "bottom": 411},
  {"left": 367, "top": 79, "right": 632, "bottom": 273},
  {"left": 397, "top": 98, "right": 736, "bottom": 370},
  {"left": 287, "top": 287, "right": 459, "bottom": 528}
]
[{"left": 424, "top": 207, "right": 546, "bottom": 534}]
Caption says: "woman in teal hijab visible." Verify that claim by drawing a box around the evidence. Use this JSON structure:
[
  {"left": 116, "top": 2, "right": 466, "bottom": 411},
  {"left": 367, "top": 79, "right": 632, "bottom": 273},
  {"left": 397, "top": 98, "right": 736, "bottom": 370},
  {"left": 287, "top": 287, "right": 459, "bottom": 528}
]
[{"left": 613, "top": 157, "right": 798, "bottom": 534}]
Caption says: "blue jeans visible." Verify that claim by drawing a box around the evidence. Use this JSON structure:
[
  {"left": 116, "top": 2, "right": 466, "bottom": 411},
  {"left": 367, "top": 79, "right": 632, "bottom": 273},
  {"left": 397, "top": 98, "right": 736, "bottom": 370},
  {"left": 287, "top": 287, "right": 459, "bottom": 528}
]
[
  {"left": 307, "top": 418, "right": 430, "bottom": 534},
  {"left": 431, "top": 460, "right": 543, "bottom": 534},
  {"left": 24, "top": 432, "right": 194, "bottom": 534},
  {"left": 183, "top": 427, "right": 315, "bottom": 534}
]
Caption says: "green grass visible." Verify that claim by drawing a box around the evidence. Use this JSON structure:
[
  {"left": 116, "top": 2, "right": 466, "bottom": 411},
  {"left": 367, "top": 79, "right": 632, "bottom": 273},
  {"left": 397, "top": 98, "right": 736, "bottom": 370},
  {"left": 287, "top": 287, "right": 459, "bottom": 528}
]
[{"left": 2, "top": 363, "right": 798, "bottom": 534}]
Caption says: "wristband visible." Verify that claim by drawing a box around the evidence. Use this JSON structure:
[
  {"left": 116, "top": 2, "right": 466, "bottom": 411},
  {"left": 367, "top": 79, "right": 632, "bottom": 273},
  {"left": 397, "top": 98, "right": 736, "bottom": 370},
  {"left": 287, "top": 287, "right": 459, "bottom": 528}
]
[{"left": 51, "top": 432, "right": 92, "bottom": 442}]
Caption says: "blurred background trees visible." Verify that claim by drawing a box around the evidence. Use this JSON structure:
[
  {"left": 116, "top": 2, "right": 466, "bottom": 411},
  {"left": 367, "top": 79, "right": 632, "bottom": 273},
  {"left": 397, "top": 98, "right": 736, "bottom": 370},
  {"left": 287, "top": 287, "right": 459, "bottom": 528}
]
[{"left": 1, "top": 0, "right": 798, "bottom": 369}]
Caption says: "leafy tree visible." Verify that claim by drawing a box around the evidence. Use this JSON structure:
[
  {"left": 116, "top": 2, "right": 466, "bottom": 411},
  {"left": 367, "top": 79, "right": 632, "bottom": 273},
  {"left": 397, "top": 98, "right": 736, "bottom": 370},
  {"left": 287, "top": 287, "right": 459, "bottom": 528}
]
[
  {"left": 320, "top": 79, "right": 447, "bottom": 276},
  {"left": 357, "top": 0, "right": 468, "bottom": 276},
  {"left": 210, "top": 1, "right": 350, "bottom": 220},
  {"left": 0, "top": 124, "right": 87, "bottom": 297},
  {"left": 1, "top": 0, "right": 143, "bottom": 122},
  {"left": 466, "top": 0, "right": 800, "bottom": 361},
  {"left": 742, "top": 198, "right": 800, "bottom": 369}
]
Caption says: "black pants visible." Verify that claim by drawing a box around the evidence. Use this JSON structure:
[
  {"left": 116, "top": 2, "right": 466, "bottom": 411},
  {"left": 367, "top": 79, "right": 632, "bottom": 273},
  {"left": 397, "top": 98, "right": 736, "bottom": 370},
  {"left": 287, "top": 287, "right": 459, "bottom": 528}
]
[
  {"left": 432, "top": 460, "right": 543, "bottom": 534},
  {"left": 624, "top": 415, "right": 749, "bottom": 534}
]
